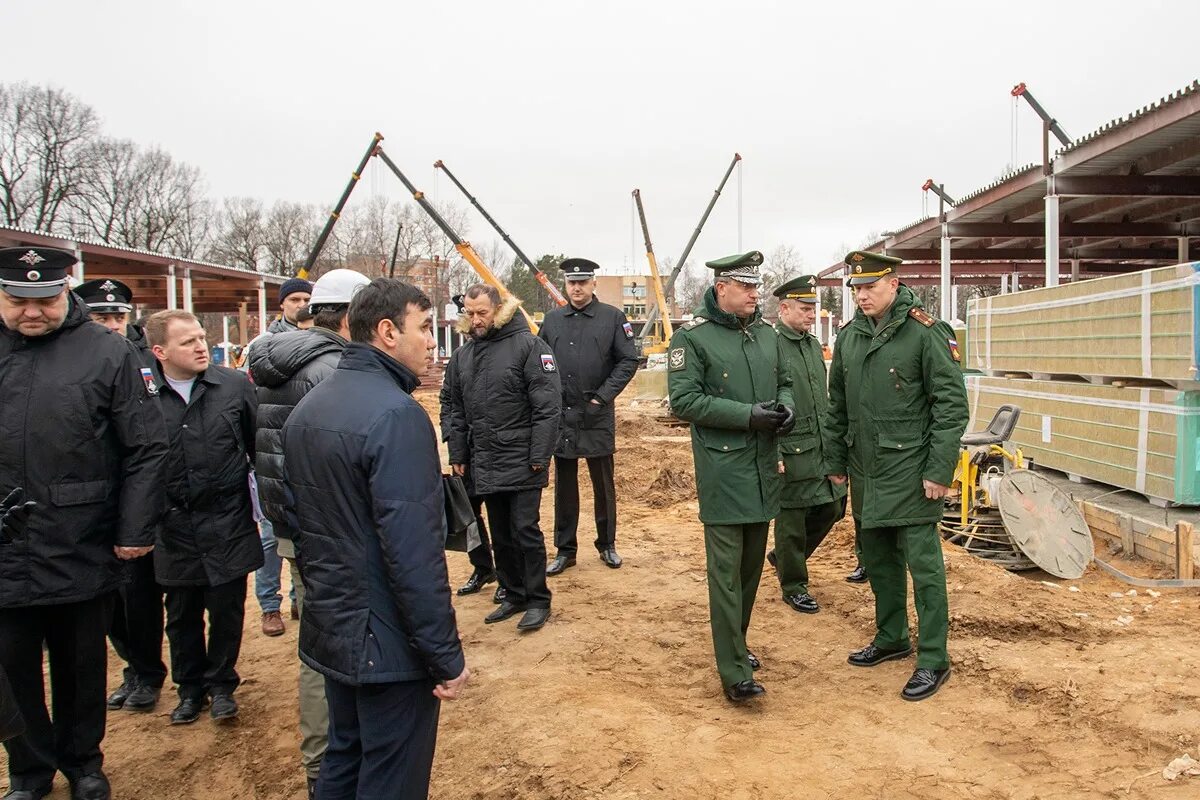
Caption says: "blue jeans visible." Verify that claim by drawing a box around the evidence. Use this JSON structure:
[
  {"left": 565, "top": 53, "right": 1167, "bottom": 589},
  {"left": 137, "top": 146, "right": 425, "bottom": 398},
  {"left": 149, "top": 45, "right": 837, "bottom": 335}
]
[{"left": 254, "top": 520, "right": 294, "bottom": 614}]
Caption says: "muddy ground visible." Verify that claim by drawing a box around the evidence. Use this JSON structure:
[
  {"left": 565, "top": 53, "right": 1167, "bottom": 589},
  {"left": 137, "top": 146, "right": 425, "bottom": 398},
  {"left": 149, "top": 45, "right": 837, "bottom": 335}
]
[{"left": 5, "top": 398, "right": 1199, "bottom": 799}]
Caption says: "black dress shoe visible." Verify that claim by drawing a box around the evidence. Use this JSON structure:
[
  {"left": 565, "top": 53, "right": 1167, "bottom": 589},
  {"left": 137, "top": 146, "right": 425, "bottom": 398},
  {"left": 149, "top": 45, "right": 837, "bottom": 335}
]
[
  {"left": 847, "top": 643, "right": 913, "bottom": 667},
  {"left": 516, "top": 607, "right": 550, "bottom": 631},
  {"left": 724, "top": 680, "right": 766, "bottom": 702},
  {"left": 170, "top": 697, "right": 204, "bottom": 725},
  {"left": 307, "top": 776, "right": 317, "bottom": 800},
  {"left": 484, "top": 602, "right": 526, "bottom": 624},
  {"left": 106, "top": 678, "right": 136, "bottom": 710},
  {"left": 210, "top": 693, "right": 238, "bottom": 721},
  {"left": 845, "top": 565, "right": 868, "bottom": 583},
  {"left": 783, "top": 593, "right": 820, "bottom": 614},
  {"left": 901, "top": 667, "right": 951, "bottom": 701},
  {"left": 766, "top": 549, "right": 777, "bottom": 568},
  {"left": 3, "top": 785, "right": 53, "bottom": 800},
  {"left": 123, "top": 683, "right": 160, "bottom": 712},
  {"left": 599, "top": 548, "right": 623, "bottom": 569},
  {"left": 456, "top": 569, "right": 496, "bottom": 596},
  {"left": 492, "top": 586, "right": 506, "bottom": 605},
  {"left": 746, "top": 650, "right": 761, "bottom": 671},
  {"left": 70, "top": 772, "right": 110, "bottom": 800},
  {"left": 546, "top": 555, "right": 576, "bottom": 576}
]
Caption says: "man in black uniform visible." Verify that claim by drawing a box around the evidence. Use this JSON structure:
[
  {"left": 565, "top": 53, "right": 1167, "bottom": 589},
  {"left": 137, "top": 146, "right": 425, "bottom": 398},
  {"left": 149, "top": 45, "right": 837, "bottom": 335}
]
[
  {"left": 146, "top": 310, "right": 261, "bottom": 726},
  {"left": 75, "top": 278, "right": 168, "bottom": 714},
  {"left": 0, "top": 247, "right": 168, "bottom": 800},
  {"left": 539, "top": 258, "right": 639, "bottom": 574}
]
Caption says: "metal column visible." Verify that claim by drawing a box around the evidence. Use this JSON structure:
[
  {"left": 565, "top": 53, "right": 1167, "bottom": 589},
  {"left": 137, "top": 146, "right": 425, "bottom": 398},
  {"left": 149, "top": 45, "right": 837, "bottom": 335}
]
[
  {"left": 940, "top": 226, "right": 952, "bottom": 319},
  {"left": 72, "top": 244, "right": 84, "bottom": 283},
  {"left": 842, "top": 280, "right": 854, "bottom": 325},
  {"left": 1045, "top": 178, "right": 1060, "bottom": 287},
  {"left": 813, "top": 293, "right": 823, "bottom": 344},
  {"left": 167, "top": 264, "right": 178, "bottom": 309},
  {"left": 951, "top": 284, "right": 960, "bottom": 322},
  {"left": 257, "top": 279, "right": 268, "bottom": 334},
  {"left": 1180, "top": 236, "right": 1191, "bottom": 264},
  {"left": 182, "top": 268, "right": 194, "bottom": 313},
  {"left": 1070, "top": 258, "right": 1080, "bottom": 282}
]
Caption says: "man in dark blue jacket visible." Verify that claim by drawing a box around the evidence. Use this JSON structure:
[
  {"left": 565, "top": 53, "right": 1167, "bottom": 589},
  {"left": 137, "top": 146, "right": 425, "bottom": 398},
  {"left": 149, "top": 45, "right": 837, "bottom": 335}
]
[{"left": 283, "top": 278, "right": 469, "bottom": 800}]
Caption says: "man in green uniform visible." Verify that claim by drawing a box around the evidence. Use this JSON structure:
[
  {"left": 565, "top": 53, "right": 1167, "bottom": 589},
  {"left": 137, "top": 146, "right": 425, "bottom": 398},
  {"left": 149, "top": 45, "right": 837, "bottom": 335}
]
[
  {"left": 667, "top": 251, "right": 795, "bottom": 703},
  {"left": 767, "top": 275, "right": 847, "bottom": 614},
  {"left": 823, "top": 251, "right": 968, "bottom": 702}
]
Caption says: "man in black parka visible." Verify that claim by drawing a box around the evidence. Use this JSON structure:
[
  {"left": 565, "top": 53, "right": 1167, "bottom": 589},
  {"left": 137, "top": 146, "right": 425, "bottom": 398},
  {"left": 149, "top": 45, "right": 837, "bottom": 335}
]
[
  {"left": 0, "top": 247, "right": 168, "bottom": 800},
  {"left": 77, "top": 278, "right": 169, "bottom": 715},
  {"left": 145, "top": 310, "right": 261, "bottom": 727},
  {"left": 537, "top": 258, "right": 639, "bottom": 574},
  {"left": 443, "top": 285, "right": 562, "bottom": 632}
]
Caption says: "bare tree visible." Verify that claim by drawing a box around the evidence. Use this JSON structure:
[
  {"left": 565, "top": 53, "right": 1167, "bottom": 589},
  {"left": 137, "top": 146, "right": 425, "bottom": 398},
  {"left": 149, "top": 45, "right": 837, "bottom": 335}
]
[
  {"left": 0, "top": 83, "right": 99, "bottom": 231},
  {"left": 69, "top": 137, "right": 138, "bottom": 243},
  {"left": 207, "top": 197, "right": 266, "bottom": 270},
  {"left": 760, "top": 245, "right": 805, "bottom": 318},
  {"left": 262, "top": 200, "right": 320, "bottom": 276}
]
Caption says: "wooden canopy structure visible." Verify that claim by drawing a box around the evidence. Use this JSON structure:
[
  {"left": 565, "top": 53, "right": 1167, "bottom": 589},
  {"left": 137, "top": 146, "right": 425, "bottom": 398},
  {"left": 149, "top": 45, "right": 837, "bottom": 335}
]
[{"left": 0, "top": 225, "right": 286, "bottom": 330}]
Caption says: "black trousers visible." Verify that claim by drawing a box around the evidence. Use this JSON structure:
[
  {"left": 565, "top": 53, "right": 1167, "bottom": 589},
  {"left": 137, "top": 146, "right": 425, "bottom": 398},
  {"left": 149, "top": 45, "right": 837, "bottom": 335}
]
[
  {"left": 484, "top": 490, "right": 551, "bottom": 609},
  {"left": 552, "top": 454, "right": 617, "bottom": 556},
  {"left": 466, "top": 495, "right": 495, "bottom": 574},
  {"left": 108, "top": 553, "right": 167, "bottom": 688},
  {"left": 318, "top": 677, "right": 440, "bottom": 800},
  {"left": 0, "top": 593, "right": 115, "bottom": 790},
  {"left": 164, "top": 576, "right": 247, "bottom": 701}
]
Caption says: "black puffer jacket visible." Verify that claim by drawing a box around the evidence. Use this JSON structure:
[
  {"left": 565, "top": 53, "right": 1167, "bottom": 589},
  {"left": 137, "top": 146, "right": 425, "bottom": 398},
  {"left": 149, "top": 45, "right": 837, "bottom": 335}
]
[
  {"left": 443, "top": 296, "right": 562, "bottom": 494},
  {"left": 153, "top": 363, "right": 262, "bottom": 586},
  {"left": 249, "top": 328, "right": 346, "bottom": 537},
  {"left": 0, "top": 294, "right": 168, "bottom": 607},
  {"left": 537, "top": 297, "right": 639, "bottom": 458},
  {"left": 283, "top": 344, "right": 465, "bottom": 686}
]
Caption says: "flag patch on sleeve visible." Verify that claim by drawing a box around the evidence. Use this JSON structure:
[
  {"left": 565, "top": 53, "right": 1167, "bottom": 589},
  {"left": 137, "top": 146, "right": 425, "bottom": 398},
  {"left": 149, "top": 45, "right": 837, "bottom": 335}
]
[
  {"left": 622, "top": 322, "right": 634, "bottom": 339},
  {"left": 140, "top": 367, "right": 159, "bottom": 395},
  {"left": 947, "top": 338, "right": 961, "bottom": 362},
  {"left": 540, "top": 353, "right": 557, "bottom": 372}
]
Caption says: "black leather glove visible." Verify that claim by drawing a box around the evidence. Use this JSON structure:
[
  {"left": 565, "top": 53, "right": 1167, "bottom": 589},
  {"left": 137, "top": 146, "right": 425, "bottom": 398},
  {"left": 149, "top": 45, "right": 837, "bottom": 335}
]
[
  {"left": 775, "top": 404, "right": 796, "bottom": 436},
  {"left": 749, "top": 402, "right": 786, "bottom": 432},
  {"left": 0, "top": 488, "right": 37, "bottom": 545}
]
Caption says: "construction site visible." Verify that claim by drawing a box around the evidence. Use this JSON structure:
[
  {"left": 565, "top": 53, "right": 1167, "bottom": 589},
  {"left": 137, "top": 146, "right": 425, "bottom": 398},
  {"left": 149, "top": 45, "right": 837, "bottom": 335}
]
[
  {"left": 31, "top": 77, "right": 1186, "bottom": 800},
  {"left": 2, "top": 5, "right": 1200, "bottom": 792}
]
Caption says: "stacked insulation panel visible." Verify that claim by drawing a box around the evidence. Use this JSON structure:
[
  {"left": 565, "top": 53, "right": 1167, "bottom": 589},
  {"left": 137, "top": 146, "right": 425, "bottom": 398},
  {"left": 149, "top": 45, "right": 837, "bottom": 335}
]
[{"left": 965, "top": 262, "right": 1200, "bottom": 506}]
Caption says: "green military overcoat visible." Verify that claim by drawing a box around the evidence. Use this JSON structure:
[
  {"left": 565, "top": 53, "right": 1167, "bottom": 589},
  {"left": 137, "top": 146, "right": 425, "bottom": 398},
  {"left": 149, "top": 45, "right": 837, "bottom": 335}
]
[
  {"left": 823, "top": 286, "right": 968, "bottom": 528},
  {"left": 774, "top": 321, "right": 847, "bottom": 510},
  {"left": 668, "top": 288, "right": 793, "bottom": 525}
]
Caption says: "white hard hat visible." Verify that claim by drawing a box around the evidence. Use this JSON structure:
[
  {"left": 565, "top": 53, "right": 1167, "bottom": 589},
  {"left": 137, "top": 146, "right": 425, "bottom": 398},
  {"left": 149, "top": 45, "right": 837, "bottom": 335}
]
[{"left": 308, "top": 269, "right": 370, "bottom": 312}]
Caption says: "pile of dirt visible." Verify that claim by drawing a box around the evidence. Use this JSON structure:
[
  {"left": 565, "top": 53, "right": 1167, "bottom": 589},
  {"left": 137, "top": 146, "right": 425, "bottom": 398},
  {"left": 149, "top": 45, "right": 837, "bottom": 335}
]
[{"left": 643, "top": 466, "right": 697, "bottom": 508}]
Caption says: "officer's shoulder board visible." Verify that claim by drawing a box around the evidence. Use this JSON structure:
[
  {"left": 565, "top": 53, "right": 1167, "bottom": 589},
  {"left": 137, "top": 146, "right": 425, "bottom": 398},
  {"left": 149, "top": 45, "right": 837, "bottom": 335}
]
[
  {"left": 681, "top": 316, "right": 708, "bottom": 331},
  {"left": 908, "top": 307, "right": 936, "bottom": 328}
]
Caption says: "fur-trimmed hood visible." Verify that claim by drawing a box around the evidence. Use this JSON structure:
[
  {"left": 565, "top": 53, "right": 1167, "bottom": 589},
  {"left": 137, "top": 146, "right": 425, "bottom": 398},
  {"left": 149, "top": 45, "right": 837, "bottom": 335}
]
[{"left": 455, "top": 294, "right": 523, "bottom": 336}]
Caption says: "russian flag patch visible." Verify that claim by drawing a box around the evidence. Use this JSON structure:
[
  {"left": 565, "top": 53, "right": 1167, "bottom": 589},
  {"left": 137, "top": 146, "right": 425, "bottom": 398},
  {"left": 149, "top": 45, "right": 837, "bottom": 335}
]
[
  {"left": 622, "top": 322, "right": 634, "bottom": 339},
  {"left": 540, "top": 353, "right": 557, "bottom": 372}
]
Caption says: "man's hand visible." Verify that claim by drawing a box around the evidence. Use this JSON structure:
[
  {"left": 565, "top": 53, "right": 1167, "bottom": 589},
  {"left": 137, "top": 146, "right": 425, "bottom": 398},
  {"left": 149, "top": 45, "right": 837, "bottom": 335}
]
[
  {"left": 451, "top": 463, "right": 466, "bottom": 477},
  {"left": 114, "top": 545, "right": 154, "bottom": 560},
  {"left": 433, "top": 665, "right": 471, "bottom": 700},
  {"left": 778, "top": 460, "right": 786, "bottom": 475},
  {"left": 774, "top": 404, "right": 796, "bottom": 436},
  {"left": 530, "top": 464, "right": 545, "bottom": 473},
  {"left": 749, "top": 402, "right": 786, "bottom": 432},
  {"left": 829, "top": 474, "right": 848, "bottom": 486},
  {"left": 588, "top": 398, "right": 603, "bottom": 406},
  {"left": 923, "top": 479, "right": 950, "bottom": 500}
]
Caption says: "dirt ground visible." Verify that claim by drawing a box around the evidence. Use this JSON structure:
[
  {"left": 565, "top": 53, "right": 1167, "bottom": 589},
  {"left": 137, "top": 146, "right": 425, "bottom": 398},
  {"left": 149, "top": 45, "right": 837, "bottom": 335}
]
[{"left": 6, "top": 398, "right": 1200, "bottom": 799}]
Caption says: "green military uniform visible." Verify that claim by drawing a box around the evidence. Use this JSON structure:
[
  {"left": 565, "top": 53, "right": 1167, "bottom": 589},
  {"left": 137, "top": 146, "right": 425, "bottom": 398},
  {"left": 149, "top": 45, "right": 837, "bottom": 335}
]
[
  {"left": 772, "top": 276, "right": 848, "bottom": 601},
  {"left": 823, "top": 252, "right": 968, "bottom": 672},
  {"left": 667, "top": 251, "right": 793, "bottom": 692}
]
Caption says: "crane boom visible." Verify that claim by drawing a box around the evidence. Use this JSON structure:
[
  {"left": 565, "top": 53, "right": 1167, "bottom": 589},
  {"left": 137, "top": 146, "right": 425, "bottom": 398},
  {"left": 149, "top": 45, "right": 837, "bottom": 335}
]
[
  {"left": 374, "top": 148, "right": 537, "bottom": 332},
  {"left": 632, "top": 189, "right": 673, "bottom": 346},
  {"left": 434, "top": 160, "right": 567, "bottom": 307},
  {"left": 300, "top": 132, "right": 384, "bottom": 278},
  {"left": 639, "top": 152, "right": 741, "bottom": 338},
  {"left": 1011, "top": 83, "right": 1071, "bottom": 148}
]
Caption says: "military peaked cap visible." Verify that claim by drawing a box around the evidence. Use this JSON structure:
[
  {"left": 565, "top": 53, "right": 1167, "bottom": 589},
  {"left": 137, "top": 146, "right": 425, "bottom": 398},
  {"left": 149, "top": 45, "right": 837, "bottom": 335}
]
[
  {"left": 705, "top": 251, "right": 764, "bottom": 285},
  {"left": 0, "top": 247, "right": 75, "bottom": 298},
  {"left": 844, "top": 250, "right": 902, "bottom": 286}
]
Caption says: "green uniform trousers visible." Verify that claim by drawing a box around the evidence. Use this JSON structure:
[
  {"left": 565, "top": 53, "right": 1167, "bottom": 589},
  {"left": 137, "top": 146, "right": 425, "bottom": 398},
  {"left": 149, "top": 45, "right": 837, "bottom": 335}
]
[
  {"left": 278, "top": 540, "right": 329, "bottom": 781},
  {"left": 704, "top": 521, "right": 769, "bottom": 688},
  {"left": 857, "top": 522, "right": 950, "bottom": 670},
  {"left": 774, "top": 496, "right": 847, "bottom": 596}
]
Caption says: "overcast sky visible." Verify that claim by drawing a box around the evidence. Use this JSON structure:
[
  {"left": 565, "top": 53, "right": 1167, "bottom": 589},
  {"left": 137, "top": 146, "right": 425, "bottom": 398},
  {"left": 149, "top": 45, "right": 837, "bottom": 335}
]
[{"left": 6, "top": 0, "right": 1198, "bottom": 276}]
